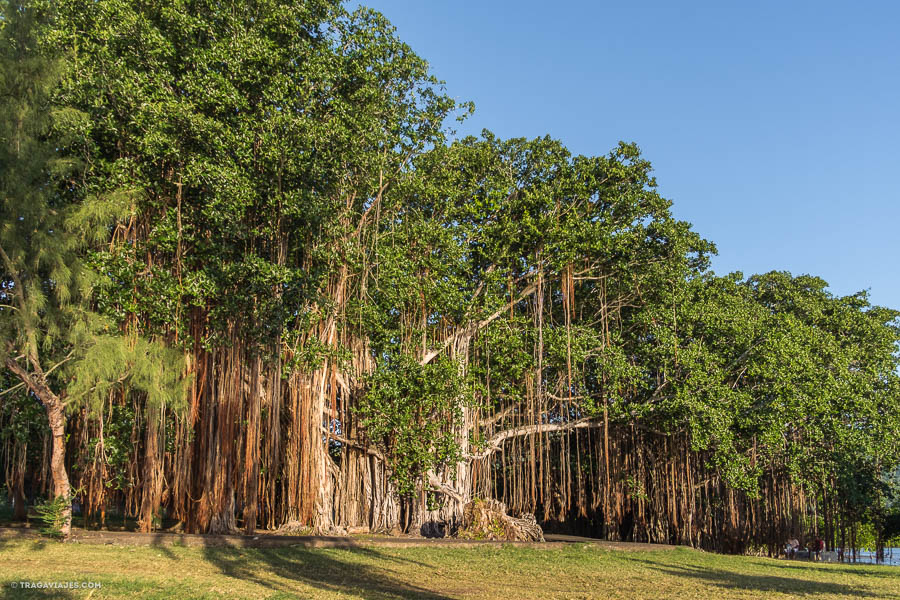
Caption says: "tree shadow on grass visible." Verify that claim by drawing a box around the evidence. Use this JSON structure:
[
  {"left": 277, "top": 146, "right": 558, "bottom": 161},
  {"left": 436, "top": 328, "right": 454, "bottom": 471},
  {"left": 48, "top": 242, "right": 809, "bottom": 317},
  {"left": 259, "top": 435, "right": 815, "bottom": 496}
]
[
  {"left": 0, "top": 527, "right": 38, "bottom": 552},
  {"left": 0, "top": 584, "right": 75, "bottom": 599},
  {"left": 146, "top": 533, "right": 179, "bottom": 560},
  {"left": 200, "top": 541, "right": 456, "bottom": 600},
  {"left": 621, "top": 555, "right": 899, "bottom": 599},
  {"left": 761, "top": 559, "right": 900, "bottom": 580}
]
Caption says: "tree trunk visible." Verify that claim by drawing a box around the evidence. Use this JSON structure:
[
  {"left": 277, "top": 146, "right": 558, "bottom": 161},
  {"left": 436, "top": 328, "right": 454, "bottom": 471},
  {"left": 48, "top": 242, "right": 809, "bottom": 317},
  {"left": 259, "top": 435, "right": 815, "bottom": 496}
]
[
  {"left": 47, "top": 401, "right": 72, "bottom": 538},
  {"left": 12, "top": 450, "right": 27, "bottom": 521},
  {"left": 5, "top": 358, "right": 72, "bottom": 538},
  {"left": 138, "top": 405, "right": 162, "bottom": 532}
]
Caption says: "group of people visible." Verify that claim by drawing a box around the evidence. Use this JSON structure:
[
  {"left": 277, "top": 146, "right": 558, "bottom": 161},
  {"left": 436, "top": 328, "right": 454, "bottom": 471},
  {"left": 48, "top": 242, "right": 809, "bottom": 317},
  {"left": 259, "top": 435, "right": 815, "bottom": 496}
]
[{"left": 785, "top": 535, "right": 826, "bottom": 560}]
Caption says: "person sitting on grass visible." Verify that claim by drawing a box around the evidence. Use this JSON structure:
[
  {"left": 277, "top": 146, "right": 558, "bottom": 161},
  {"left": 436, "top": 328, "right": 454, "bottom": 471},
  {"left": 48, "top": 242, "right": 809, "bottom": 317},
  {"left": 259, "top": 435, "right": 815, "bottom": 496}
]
[{"left": 786, "top": 536, "right": 800, "bottom": 559}]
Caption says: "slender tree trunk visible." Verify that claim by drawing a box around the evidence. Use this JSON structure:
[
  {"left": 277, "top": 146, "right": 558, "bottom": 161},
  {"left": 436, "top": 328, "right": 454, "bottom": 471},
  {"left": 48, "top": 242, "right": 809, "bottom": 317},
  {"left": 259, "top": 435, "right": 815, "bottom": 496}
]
[
  {"left": 5, "top": 358, "right": 72, "bottom": 538},
  {"left": 138, "top": 405, "right": 163, "bottom": 532},
  {"left": 242, "top": 357, "right": 262, "bottom": 534},
  {"left": 12, "top": 447, "right": 27, "bottom": 521},
  {"left": 47, "top": 401, "right": 72, "bottom": 537}
]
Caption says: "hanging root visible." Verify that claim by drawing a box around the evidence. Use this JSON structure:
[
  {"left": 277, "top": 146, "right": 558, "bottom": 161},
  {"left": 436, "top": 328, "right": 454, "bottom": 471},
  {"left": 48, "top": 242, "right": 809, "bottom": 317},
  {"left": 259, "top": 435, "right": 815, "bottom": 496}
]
[{"left": 206, "top": 514, "right": 240, "bottom": 536}]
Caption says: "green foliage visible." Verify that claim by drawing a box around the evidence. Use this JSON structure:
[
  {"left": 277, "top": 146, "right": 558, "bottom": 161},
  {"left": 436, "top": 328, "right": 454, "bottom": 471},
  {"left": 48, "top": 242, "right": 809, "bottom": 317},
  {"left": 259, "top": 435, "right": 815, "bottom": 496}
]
[
  {"left": 0, "top": 385, "right": 47, "bottom": 445},
  {"left": 636, "top": 271, "right": 900, "bottom": 502},
  {"left": 34, "top": 493, "right": 70, "bottom": 539},
  {"left": 86, "top": 403, "right": 136, "bottom": 492},
  {"left": 624, "top": 475, "right": 649, "bottom": 503},
  {"left": 32, "top": 0, "right": 460, "bottom": 350},
  {"left": 0, "top": 0, "right": 189, "bottom": 414},
  {"left": 0, "top": 0, "right": 896, "bottom": 545},
  {"left": 0, "top": 0, "right": 87, "bottom": 364},
  {"left": 359, "top": 355, "right": 469, "bottom": 496},
  {"left": 65, "top": 334, "right": 189, "bottom": 415}
]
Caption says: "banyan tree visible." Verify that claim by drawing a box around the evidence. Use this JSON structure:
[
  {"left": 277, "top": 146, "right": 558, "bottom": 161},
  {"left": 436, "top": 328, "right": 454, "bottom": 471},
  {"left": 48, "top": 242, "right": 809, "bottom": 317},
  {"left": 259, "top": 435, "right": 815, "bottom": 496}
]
[{"left": 2, "top": 0, "right": 899, "bottom": 554}]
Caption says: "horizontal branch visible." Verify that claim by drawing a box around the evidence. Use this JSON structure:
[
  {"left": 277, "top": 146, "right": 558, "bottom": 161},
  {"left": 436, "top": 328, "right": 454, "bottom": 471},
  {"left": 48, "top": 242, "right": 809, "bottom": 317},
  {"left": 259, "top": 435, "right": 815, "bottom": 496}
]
[
  {"left": 325, "top": 429, "right": 465, "bottom": 503},
  {"left": 478, "top": 403, "right": 518, "bottom": 427},
  {"left": 470, "top": 417, "right": 602, "bottom": 461},
  {"left": 322, "top": 428, "right": 388, "bottom": 463},
  {"left": 427, "top": 472, "right": 464, "bottom": 504},
  {"left": 546, "top": 392, "right": 597, "bottom": 402}
]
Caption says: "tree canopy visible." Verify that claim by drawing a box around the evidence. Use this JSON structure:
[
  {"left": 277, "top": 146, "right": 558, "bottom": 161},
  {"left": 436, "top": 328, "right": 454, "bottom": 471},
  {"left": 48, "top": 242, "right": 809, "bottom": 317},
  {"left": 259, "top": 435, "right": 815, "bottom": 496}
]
[{"left": 1, "top": 0, "right": 898, "bottom": 553}]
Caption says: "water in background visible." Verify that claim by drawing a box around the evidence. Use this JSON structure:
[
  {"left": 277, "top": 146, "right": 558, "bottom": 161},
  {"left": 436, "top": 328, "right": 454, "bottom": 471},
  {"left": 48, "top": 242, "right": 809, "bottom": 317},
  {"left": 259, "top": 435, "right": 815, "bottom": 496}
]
[{"left": 848, "top": 548, "right": 900, "bottom": 566}]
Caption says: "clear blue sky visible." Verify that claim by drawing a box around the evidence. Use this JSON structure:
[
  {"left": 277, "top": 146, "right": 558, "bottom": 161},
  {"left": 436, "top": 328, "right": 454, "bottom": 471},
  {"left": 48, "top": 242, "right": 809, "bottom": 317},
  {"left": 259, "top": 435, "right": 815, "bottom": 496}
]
[{"left": 357, "top": 1, "right": 900, "bottom": 310}]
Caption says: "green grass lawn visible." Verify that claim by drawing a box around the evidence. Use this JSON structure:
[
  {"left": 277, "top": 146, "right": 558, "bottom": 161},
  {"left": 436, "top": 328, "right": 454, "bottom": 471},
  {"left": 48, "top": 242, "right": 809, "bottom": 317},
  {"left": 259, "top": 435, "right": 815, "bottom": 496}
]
[{"left": 1, "top": 538, "right": 898, "bottom": 599}]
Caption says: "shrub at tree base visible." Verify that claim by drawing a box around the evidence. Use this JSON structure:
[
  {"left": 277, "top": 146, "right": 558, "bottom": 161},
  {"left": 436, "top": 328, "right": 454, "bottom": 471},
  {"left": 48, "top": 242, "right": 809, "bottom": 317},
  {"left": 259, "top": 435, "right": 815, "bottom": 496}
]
[
  {"left": 34, "top": 495, "right": 71, "bottom": 540},
  {"left": 457, "top": 499, "right": 544, "bottom": 542}
]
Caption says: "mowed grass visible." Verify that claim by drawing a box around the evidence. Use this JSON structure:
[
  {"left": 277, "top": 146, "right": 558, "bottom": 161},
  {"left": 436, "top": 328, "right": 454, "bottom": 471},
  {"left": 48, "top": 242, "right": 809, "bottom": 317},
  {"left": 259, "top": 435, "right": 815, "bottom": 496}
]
[{"left": 1, "top": 538, "right": 898, "bottom": 600}]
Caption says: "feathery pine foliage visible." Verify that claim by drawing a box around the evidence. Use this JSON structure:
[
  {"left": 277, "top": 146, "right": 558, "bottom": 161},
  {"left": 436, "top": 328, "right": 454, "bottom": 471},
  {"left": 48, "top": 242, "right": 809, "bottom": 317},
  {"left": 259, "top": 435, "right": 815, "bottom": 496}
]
[
  {"left": 1, "top": 0, "right": 188, "bottom": 415},
  {"left": 0, "top": 0, "right": 189, "bottom": 538}
]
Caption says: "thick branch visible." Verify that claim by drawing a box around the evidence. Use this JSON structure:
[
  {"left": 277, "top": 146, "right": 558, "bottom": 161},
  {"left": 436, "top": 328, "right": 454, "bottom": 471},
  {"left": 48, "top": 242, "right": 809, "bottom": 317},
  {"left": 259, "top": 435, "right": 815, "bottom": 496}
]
[
  {"left": 421, "top": 279, "right": 539, "bottom": 365},
  {"left": 479, "top": 403, "right": 518, "bottom": 427},
  {"left": 427, "top": 472, "right": 464, "bottom": 504},
  {"left": 470, "top": 417, "right": 603, "bottom": 461},
  {"left": 323, "top": 428, "right": 388, "bottom": 463},
  {"left": 4, "top": 356, "right": 59, "bottom": 410}
]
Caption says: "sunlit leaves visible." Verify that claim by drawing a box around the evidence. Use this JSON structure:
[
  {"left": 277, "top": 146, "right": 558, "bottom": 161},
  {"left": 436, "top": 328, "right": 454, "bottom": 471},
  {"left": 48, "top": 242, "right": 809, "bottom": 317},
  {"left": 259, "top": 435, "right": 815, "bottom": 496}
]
[{"left": 358, "top": 355, "right": 468, "bottom": 496}]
